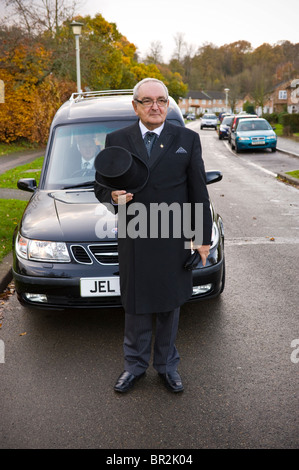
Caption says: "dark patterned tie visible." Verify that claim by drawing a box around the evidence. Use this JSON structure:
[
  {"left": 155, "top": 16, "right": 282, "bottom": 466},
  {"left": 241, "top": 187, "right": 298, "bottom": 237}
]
[{"left": 144, "top": 132, "right": 157, "bottom": 156}]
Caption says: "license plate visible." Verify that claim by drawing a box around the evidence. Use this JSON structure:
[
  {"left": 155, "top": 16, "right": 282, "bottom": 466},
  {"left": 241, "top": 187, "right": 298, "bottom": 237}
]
[
  {"left": 80, "top": 277, "right": 120, "bottom": 297},
  {"left": 252, "top": 141, "right": 265, "bottom": 145}
]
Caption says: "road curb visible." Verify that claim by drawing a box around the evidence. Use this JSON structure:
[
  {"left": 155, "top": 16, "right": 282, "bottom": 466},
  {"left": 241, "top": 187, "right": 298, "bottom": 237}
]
[
  {"left": 277, "top": 147, "right": 299, "bottom": 159},
  {"left": 276, "top": 172, "right": 299, "bottom": 186}
]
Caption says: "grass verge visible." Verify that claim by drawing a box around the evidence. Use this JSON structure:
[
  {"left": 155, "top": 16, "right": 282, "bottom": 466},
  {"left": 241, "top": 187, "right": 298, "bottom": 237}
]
[
  {"left": 0, "top": 156, "right": 44, "bottom": 188},
  {"left": 286, "top": 170, "right": 299, "bottom": 179},
  {"left": 0, "top": 141, "right": 41, "bottom": 157},
  {"left": 0, "top": 199, "right": 28, "bottom": 261},
  {"left": 0, "top": 155, "right": 44, "bottom": 263}
]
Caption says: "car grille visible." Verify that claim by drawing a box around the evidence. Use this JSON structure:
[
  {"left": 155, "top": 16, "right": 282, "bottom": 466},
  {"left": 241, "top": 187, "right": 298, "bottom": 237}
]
[
  {"left": 70, "top": 242, "right": 119, "bottom": 265},
  {"left": 89, "top": 243, "right": 119, "bottom": 265},
  {"left": 71, "top": 245, "right": 92, "bottom": 264}
]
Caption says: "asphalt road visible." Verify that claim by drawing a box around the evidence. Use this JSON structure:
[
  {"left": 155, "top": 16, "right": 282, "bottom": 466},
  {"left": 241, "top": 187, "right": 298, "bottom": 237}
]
[{"left": 0, "top": 127, "right": 298, "bottom": 450}]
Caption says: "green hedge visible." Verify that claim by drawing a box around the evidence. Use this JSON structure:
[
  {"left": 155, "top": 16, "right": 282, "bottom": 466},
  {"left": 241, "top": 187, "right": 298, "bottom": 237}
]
[
  {"left": 280, "top": 113, "right": 299, "bottom": 133},
  {"left": 262, "top": 112, "right": 299, "bottom": 135}
]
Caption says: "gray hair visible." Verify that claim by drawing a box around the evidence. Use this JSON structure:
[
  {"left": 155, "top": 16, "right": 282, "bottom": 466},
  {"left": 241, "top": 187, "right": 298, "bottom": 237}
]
[{"left": 133, "top": 78, "right": 169, "bottom": 100}]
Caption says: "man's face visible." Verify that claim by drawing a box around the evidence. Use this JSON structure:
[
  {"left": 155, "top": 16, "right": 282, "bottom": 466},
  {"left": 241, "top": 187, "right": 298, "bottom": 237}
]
[
  {"left": 78, "top": 135, "right": 96, "bottom": 160},
  {"left": 132, "top": 82, "right": 169, "bottom": 130}
]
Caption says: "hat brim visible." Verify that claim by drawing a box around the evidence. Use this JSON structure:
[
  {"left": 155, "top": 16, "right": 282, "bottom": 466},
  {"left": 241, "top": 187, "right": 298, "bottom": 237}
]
[{"left": 95, "top": 147, "right": 149, "bottom": 193}]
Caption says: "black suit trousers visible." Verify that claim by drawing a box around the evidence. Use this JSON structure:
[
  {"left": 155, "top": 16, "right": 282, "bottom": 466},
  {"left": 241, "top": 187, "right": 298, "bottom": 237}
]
[{"left": 123, "top": 308, "right": 180, "bottom": 375}]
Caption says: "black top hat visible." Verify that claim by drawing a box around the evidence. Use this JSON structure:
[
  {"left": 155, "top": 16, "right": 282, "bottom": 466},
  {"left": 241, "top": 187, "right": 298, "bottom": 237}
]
[{"left": 95, "top": 146, "right": 149, "bottom": 193}]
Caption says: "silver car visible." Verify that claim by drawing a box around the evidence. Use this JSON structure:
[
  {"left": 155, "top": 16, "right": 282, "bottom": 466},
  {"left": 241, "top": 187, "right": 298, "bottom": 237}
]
[{"left": 201, "top": 114, "right": 218, "bottom": 130}]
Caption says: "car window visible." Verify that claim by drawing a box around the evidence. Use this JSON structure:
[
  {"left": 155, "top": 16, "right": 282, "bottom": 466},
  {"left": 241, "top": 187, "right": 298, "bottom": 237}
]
[
  {"left": 222, "top": 117, "right": 233, "bottom": 125},
  {"left": 204, "top": 115, "right": 217, "bottom": 119},
  {"left": 237, "top": 120, "right": 271, "bottom": 131},
  {"left": 44, "top": 121, "right": 134, "bottom": 189}
]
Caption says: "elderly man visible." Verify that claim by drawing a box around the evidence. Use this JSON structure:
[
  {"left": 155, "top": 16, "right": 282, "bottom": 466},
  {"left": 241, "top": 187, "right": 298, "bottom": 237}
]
[{"left": 94, "top": 78, "right": 212, "bottom": 393}]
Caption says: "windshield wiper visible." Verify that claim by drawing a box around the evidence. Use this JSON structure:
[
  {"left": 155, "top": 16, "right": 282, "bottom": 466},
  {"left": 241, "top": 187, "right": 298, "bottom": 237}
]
[{"left": 61, "top": 180, "right": 95, "bottom": 190}]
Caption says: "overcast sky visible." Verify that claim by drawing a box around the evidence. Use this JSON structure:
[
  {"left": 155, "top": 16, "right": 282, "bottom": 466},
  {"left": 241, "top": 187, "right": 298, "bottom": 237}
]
[{"left": 78, "top": 0, "right": 299, "bottom": 62}]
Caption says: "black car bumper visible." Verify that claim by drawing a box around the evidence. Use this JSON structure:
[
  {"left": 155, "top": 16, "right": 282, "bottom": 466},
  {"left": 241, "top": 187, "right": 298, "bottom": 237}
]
[{"left": 13, "top": 256, "right": 224, "bottom": 310}]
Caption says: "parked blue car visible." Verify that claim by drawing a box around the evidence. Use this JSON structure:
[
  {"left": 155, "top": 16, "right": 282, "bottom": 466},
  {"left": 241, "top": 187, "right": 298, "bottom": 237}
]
[
  {"left": 231, "top": 118, "right": 277, "bottom": 153},
  {"left": 218, "top": 115, "right": 233, "bottom": 139}
]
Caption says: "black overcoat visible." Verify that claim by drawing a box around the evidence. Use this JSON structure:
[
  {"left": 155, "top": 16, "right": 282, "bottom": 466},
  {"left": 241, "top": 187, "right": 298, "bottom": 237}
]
[{"left": 94, "top": 120, "right": 212, "bottom": 314}]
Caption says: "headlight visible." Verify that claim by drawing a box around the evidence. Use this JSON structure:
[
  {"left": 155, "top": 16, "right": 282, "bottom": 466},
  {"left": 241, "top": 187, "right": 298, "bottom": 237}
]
[
  {"left": 265, "top": 136, "right": 276, "bottom": 140},
  {"left": 210, "top": 222, "right": 219, "bottom": 249},
  {"left": 16, "top": 233, "right": 70, "bottom": 262},
  {"left": 237, "top": 137, "right": 250, "bottom": 141}
]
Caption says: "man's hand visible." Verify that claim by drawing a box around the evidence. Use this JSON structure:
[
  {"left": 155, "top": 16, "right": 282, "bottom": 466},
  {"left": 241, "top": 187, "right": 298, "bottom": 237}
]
[
  {"left": 195, "top": 245, "right": 210, "bottom": 267},
  {"left": 111, "top": 190, "right": 134, "bottom": 205}
]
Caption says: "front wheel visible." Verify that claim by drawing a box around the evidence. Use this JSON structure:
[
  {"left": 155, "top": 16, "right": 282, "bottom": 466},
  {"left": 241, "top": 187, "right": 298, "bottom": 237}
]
[{"left": 271, "top": 147, "right": 277, "bottom": 152}]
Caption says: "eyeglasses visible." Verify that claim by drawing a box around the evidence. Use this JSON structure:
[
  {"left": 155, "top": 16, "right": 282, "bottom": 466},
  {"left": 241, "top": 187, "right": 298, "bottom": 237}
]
[{"left": 135, "top": 98, "right": 168, "bottom": 108}]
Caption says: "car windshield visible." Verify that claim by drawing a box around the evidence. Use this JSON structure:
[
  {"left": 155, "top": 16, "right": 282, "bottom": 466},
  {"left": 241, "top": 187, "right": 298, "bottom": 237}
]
[
  {"left": 204, "top": 115, "right": 216, "bottom": 119},
  {"left": 237, "top": 120, "right": 271, "bottom": 131},
  {"left": 44, "top": 121, "right": 134, "bottom": 189},
  {"left": 222, "top": 116, "right": 233, "bottom": 125}
]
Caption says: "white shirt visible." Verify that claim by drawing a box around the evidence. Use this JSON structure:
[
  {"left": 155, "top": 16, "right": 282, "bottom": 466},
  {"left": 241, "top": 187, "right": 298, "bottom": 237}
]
[
  {"left": 139, "top": 121, "right": 164, "bottom": 139},
  {"left": 81, "top": 157, "right": 95, "bottom": 169}
]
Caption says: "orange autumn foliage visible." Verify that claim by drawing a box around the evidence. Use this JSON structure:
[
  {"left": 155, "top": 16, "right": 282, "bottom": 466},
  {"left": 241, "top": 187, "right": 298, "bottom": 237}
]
[{"left": 0, "top": 43, "right": 75, "bottom": 144}]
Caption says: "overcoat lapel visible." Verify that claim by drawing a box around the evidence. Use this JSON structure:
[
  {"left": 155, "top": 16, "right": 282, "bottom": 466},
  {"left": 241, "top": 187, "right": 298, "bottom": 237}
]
[
  {"left": 127, "top": 120, "right": 176, "bottom": 170},
  {"left": 149, "top": 122, "right": 176, "bottom": 170},
  {"left": 127, "top": 122, "right": 148, "bottom": 162}
]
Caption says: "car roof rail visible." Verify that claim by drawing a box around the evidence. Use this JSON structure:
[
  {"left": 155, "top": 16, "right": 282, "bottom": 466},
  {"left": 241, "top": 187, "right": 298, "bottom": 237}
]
[{"left": 69, "top": 89, "right": 134, "bottom": 102}]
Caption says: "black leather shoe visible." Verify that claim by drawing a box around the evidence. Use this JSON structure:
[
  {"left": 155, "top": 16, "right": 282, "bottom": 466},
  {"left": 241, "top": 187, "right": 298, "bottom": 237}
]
[
  {"left": 159, "top": 370, "right": 184, "bottom": 392},
  {"left": 114, "top": 370, "right": 145, "bottom": 393}
]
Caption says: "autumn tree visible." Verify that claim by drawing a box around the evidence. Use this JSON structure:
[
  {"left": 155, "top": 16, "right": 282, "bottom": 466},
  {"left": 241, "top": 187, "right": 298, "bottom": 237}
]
[{"left": 0, "top": 29, "right": 74, "bottom": 143}]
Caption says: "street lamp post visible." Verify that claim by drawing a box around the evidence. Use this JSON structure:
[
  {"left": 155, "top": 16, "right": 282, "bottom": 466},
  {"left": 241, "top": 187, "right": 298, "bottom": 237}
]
[
  {"left": 224, "top": 88, "right": 230, "bottom": 111},
  {"left": 70, "top": 21, "right": 84, "bottom": 93}
]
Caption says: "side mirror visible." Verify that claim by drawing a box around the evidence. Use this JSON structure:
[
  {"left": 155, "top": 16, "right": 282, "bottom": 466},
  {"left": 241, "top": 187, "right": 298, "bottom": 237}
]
[
  {"left": 17, "top": 178, "right": 37, "bottom": 192},
  {"left": 206, "top": 171, "right": 223, "bottom": 185}
]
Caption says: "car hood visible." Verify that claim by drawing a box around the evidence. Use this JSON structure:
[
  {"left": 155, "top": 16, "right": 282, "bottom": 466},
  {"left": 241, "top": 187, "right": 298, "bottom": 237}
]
[
  {"left": 237, "top": 130, "right": 276, "bottom": 137},
  {"left": 19, "top": 189, "right": 117, "bottom": 242}
]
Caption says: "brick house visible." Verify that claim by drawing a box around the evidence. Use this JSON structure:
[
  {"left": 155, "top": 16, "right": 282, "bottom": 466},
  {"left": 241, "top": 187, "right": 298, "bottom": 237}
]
[
  {"left": 271, "top": 78, "right": 299, "bottom": 114},
  {"left": 259, "top": 78, "right": 299, "bottom": 115},
  {"left": 178, "top": 90, "right": 231, "bottom": 116}
]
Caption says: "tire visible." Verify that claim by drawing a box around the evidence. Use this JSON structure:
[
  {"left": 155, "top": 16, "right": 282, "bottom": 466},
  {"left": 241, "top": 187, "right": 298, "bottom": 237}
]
[
  {"left": 235, "top": 144, "right": 240, "bottom": 153},
  {"left": 231, "top": 140, "right": 235, "bottom": 150},
  {"left": 200, "top": 126, "right": 203, "bottom": 129},
  {"left": 271, "top": 147, "right": 277, "bottom": 152}
]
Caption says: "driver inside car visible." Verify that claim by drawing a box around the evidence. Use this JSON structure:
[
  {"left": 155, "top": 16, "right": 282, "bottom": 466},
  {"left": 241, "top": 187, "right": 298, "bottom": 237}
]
[{"left": 76, "top": 134, "right": 98, "bottom": 173}]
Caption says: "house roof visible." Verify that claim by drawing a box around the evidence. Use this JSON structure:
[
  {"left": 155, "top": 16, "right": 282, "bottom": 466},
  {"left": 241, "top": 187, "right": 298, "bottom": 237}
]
[
  {"left": 184, "top": 90, "right": 226, "bottom": 100},
  {"left": 184, "top": 90, "right": 210, "bottom": 99}
]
